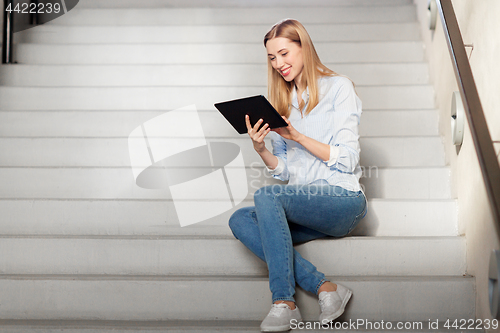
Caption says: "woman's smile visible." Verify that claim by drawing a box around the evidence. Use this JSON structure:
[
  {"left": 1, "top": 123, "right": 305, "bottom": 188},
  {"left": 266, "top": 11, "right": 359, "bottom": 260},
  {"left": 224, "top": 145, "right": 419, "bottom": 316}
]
[{"left": 281, "top": 66, "right": 292, "bottom": 76}]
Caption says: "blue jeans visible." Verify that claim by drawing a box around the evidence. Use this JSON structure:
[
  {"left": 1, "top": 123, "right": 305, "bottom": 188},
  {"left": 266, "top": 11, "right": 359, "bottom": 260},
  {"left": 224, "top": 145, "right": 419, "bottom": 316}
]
[{"left": 228, "top": 183, "right": 367, "bottom": 303}]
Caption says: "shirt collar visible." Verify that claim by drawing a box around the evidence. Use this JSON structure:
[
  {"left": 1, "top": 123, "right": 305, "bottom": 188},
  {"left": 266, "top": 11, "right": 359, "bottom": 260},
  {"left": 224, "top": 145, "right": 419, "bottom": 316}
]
[{"left": 291, "top": 85, "right": 310, "bottom": 110}]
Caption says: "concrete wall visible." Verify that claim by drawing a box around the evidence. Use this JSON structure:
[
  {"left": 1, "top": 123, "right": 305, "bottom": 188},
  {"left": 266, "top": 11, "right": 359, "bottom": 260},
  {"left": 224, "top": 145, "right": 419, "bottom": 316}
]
[{"left": 414, "top": 0, "right": 500, "bottom": 323}]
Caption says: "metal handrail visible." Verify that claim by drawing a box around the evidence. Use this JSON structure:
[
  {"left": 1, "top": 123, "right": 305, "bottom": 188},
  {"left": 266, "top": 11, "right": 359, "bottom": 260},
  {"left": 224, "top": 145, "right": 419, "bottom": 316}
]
[
  {"left": 2, "top": 0, "right": 14, "bottom": 64},
  {"left": 2, "top": 0, "right": 69, "bottom": 64},
  {"left": 436, "top": 0, "right": 500, "bottom": 228},
  {"left": 435, "top": 0, "right": 500, "bottom": 319}
]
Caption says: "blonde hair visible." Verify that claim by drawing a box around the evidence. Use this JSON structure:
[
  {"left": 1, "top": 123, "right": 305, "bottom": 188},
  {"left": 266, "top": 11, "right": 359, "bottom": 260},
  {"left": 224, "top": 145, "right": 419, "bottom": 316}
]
[{"left": 264, "top": 19, "right": 339, "bottom": 118}]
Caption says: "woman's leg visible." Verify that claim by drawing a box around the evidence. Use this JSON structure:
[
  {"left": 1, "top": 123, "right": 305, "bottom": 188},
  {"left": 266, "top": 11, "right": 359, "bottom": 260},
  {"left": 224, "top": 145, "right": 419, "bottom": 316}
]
[
  {"left": 229, "top": 206, "right": 329, "bottom": 301},
  {"left": 229, "top": 186, "right": 366, "bottom": 299},
  {"left": 251, "top": 184, "right": 366, "bottom": 303}
]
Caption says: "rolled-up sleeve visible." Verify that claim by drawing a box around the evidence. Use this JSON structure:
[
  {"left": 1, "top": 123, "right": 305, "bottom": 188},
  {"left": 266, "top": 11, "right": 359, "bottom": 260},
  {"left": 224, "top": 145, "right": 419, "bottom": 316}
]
[
  {"left": 323, "top": 78, "right": 361, "bottom": 173},
  {"left": 266, "top": 131, "right": 290, "bottom": 181}
]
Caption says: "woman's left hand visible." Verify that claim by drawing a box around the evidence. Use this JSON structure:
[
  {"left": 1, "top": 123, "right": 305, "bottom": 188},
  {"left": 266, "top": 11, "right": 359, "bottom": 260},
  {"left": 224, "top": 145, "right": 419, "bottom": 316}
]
[{"left": 272, "top": 116, "right": 303, "bottom": 142}]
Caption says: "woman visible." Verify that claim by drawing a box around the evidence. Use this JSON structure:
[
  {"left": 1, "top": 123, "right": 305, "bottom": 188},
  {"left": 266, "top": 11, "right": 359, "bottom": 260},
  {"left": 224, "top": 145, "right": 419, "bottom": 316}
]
[{"left": 228, "top": 19, "right": 367, "bottom": 332}]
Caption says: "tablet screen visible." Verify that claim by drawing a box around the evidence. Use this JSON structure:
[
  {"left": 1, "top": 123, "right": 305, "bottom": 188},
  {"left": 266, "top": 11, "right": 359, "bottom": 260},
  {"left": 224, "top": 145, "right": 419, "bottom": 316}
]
[{"left": 215, "top": 95, "right": 288, "bottom": 134}]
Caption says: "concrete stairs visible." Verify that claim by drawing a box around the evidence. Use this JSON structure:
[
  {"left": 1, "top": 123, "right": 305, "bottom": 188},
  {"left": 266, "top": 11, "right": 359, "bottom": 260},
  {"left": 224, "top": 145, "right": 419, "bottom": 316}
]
[{"left": 0, "top": 0, "right": 474, "bottom": 331}]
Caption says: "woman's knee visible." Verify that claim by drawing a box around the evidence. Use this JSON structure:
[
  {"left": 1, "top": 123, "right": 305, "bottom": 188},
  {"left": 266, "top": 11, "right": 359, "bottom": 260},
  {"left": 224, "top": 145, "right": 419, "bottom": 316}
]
[{"left": 228, "top": 206, "right": 255, "bottom": 239}]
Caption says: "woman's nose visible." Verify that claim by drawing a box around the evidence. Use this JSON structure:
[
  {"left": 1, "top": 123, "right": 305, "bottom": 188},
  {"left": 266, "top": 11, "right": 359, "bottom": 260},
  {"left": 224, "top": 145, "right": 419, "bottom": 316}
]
[{"left": 276, "top": 57, "right": 283, "bottom": 69}]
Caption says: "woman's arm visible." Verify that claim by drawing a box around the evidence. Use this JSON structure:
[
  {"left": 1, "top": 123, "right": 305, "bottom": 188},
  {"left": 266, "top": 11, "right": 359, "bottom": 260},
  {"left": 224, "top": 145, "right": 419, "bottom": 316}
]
[
  {"left": 272, "top": 116, "right": 330, "bottom": 161},
  {"left": 257, "top": 147, "right": 279, "bottom": 170},
  {"left": 323, "top": 78, "right": 361, "bottom": 172}
]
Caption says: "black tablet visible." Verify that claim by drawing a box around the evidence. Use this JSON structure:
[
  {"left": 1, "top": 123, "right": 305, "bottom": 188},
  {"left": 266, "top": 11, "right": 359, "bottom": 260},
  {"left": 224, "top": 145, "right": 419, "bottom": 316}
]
[{"left": 214, "top": 95, "right": 288, "bottom": 134}]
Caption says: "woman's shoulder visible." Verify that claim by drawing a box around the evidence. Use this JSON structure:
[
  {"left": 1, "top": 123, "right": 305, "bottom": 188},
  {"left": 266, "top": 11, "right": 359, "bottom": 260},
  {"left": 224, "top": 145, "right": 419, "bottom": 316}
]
[
  {"left": 319, "top": 75, "right": 355, "bottom": 98},
  {"left": 320, "top": 74, "right": 354, "bottom": 88}
]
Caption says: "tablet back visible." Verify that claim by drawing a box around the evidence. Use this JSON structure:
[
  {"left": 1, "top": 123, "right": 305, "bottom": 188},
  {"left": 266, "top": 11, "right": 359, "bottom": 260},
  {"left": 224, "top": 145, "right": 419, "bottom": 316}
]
[{"left": 215, "top": 95, "right": 287, "bottom": 134}]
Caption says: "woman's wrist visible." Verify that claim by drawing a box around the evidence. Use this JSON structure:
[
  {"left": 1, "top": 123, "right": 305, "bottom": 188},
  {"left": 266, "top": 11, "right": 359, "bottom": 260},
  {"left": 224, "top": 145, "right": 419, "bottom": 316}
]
[
  {"left": 255, "top": 145, "right": 267, "bottom": 155},
  {"left": 257, "top": 148, "right": 279, "bottom": 170},
  {"left": 295, "top": 133, "right": 306, "bottom": 144}
]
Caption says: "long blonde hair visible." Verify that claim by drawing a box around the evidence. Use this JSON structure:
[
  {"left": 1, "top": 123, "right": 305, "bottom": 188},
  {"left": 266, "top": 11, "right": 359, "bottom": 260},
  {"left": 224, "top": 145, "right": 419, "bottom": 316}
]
[{"left": 264, "top": 19, "right": 338, "bottom": 118}]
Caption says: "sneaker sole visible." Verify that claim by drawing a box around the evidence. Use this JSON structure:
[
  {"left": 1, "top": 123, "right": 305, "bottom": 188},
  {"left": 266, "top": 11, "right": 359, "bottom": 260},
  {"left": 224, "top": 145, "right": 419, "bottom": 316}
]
[
  {"left": 319, "top": 289, "right": 353, "bottom": 324},
  {"left": 261, "top": 317, "right": 302, "bottom": 332},
  {"left": 260, "top": 324, "right": 292, "bottom": 332}
]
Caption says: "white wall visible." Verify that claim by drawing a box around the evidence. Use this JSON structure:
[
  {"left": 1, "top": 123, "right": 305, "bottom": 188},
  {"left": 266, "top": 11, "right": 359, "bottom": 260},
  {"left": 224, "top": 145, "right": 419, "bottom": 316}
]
[{"left": 414, "top": 0, "right": 500, "bottom": 323}]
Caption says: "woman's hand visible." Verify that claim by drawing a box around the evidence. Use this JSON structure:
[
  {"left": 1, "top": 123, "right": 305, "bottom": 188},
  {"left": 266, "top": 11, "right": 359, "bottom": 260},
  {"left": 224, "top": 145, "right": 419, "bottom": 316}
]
[
  {"left": 272, "top": 116, "right": 303, "bottom": 142},
  {"left": 246, "top": 115, "right": 271, "bottom": 153}
]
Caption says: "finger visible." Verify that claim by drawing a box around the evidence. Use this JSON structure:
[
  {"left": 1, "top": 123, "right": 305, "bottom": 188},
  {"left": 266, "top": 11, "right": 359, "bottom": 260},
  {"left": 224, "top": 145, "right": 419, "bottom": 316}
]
[
  {"left": 282, "top": 116, "right": 291, "bottom": 126},
  {"left": 261, "top": 126, "right": 271, "bottom": 138},
  {"left": 258, "top": 123, "right": 269, "bottom": 135},
  {"left": 245, "top": 115, "right": 252, "bottom": 132},
  {"left": 252, "top": 118, "right": 264, "bottom": 132},
  {"left": 256, "top": 127, "right": 271, "bottom": 142},
  {"left": 255, "top": 125, "right": 269, "bottom": 138},
  {"left": 250, "top": 124, "right": 266, "bottom": 141}
]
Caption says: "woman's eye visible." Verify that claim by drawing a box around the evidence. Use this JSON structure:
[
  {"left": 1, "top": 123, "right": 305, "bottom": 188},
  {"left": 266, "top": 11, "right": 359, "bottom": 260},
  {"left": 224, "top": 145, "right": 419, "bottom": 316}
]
[
  {"left": 282, "top": 53, "right": 288, "bottom": 56},
  {"left": 270, "top": 57, "right": 275, "bottom": 61}
]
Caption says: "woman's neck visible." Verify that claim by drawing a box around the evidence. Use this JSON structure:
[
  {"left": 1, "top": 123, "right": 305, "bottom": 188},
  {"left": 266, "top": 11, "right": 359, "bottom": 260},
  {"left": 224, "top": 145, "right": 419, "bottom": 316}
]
[
  {"left": 294, "top": 72, "right": 305, "bottom": 92},
  {"left": 295, "top": 83, "right": 306, "bottom": 106}
]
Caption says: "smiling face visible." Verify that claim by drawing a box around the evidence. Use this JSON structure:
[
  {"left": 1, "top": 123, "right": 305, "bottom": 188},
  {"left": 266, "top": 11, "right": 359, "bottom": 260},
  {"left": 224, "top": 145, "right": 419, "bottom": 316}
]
[{"left": 266, "top": 37, "right": 304, "bottom": 85}]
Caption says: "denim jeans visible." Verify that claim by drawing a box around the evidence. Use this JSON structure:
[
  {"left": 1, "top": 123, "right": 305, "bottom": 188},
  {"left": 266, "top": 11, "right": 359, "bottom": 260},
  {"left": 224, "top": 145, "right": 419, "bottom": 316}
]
[{"left": 228, "top": 183, "right": 367, "bottom": 303}]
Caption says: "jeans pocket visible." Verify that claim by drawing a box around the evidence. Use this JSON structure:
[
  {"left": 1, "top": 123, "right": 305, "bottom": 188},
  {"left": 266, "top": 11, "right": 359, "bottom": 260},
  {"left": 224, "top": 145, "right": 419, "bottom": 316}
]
[{"left": 345, "top": 194, "right": 367, "bottom": 235}]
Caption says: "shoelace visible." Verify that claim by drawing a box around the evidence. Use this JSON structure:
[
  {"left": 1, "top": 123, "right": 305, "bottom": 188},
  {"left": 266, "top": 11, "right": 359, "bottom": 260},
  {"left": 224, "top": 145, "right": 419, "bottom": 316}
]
[
  {"left": 318, "top": 293, "right": 335, "bottom": 312},
  {"left": 268, "top": 303, "right": 290, "bottom": 317}
]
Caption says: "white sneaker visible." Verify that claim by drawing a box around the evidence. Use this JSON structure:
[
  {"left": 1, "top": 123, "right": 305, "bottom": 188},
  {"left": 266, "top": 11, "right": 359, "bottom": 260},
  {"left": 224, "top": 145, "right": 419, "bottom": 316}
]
[
  {"left": 260, "top": 303, "right": 302, "bottom": 332},
  {"left": 318, "top": 284, "right": 352, "bottom": 324}
]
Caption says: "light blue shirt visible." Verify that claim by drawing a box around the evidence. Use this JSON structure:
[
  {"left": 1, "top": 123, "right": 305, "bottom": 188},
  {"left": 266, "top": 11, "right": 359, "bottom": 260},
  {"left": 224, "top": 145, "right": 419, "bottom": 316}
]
[{"left": 267, "top": 75, "right": 363, "bottom": 192}]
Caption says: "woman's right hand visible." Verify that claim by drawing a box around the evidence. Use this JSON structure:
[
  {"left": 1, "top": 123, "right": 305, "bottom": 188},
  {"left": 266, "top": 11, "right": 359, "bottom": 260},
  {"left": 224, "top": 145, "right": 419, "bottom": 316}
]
[{"left": 245, "top": 115, "right": 271, "bottom": 153}]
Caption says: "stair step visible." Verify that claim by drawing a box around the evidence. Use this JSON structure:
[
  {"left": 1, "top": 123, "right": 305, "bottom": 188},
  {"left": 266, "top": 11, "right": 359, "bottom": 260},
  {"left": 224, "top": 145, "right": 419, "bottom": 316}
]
[
  {"left": 0, "top": 275, "right": 474, "bottom": 321},
  {"left": 0, "top": 136, "right": 445, "bottom": 168},
  {"left": 0, "top": 236, "right": 465, "bottom": 276},
  {"left": 76, "top": 0, "right": 413, "bottom": 9},
  {"left": 11, "top": 42, "right": 425, "bottom": 65},
  {"left": 49, "top": 6, "right": 416, "bottom": 26},
  {"left": 16, "top": 23, "right": 420, "bottom": 44},
  {"left": 0, "top": 167, "right": 451, "bottom": 200},
  {"left": 0, "top": 319, "right": 481, "bottom": 333},
  {"left": 0, "top": 86, "right": 434, "bottom": 110},
  {"left": 361, "top": 167, "right": 451, "bottom": 199},
  {"left": 0, "top": 109, "right": 439, "bottom": 138},
  {"left": 0, "top": 199, "right": 457, "bottom": 237},
  {"left": 361, "top": 110, "right": 438, "bottom": 136},
  {"left": 0, "top": 63, "right": 429, "bottom": 86}
]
